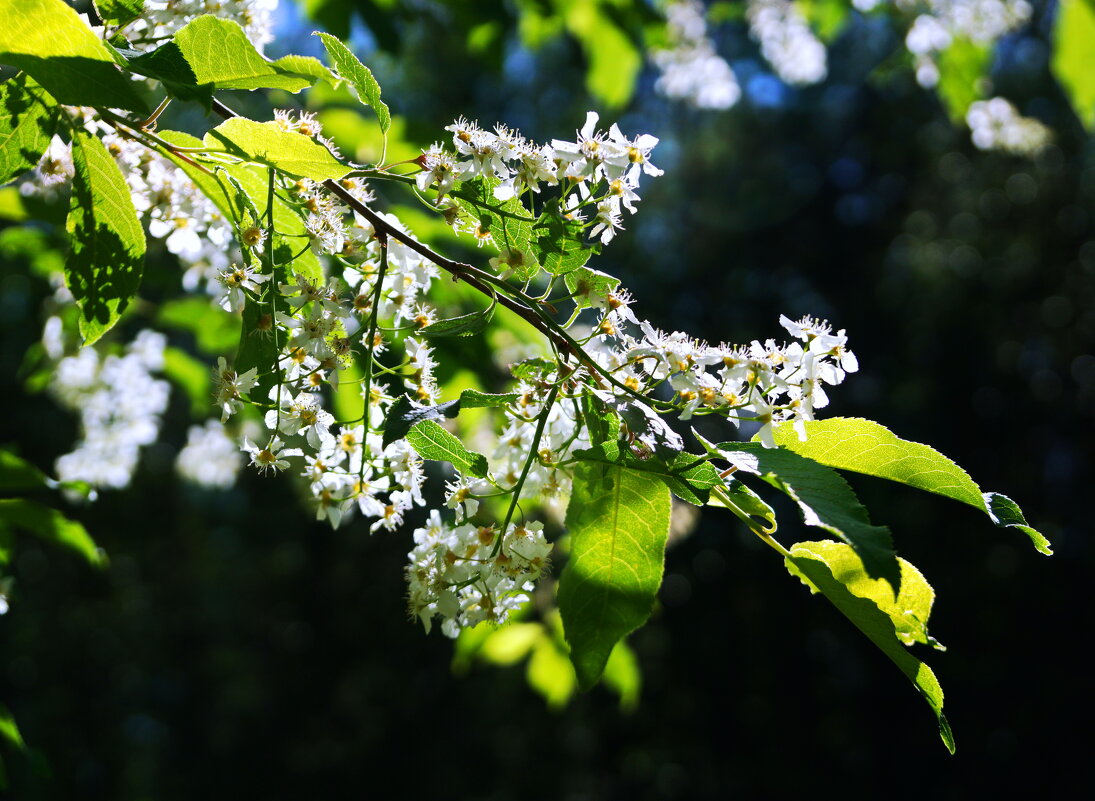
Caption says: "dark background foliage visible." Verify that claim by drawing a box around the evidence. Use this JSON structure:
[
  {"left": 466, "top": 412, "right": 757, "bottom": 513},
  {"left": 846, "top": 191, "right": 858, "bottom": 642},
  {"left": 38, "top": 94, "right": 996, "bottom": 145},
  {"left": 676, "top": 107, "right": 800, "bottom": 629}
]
[{"left": 0, "top": 1, "right": 1090, "bottom": 797}]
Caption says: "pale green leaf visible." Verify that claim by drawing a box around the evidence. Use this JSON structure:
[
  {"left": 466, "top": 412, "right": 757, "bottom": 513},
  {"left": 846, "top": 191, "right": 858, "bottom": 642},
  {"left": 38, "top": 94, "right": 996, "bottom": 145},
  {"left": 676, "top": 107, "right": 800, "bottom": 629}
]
[
  {"left": 314, "top": 32, "right": 391, "bottom": 134},
  {"left": 158, "top": 296, "right": 242, "bottom": 354},
  {"left": 935, "top": 37, "right": 991, "bottom": 121},
  {"left": 0, "top": 703, "right": 24, "bottom": 751},
  {"left": 558, "top": 463, "right": 671, "bottom": 690},
  {"left": 768, "top": 418, "right": 1051, "bottom": 554},
  {"left": 601, "top": 640, "right": 641, "bottom": 713},
  {"left": 65, "top": 127, "right": 146, "bottom": 345},
  {"left": 204, "top": 118, "right": 351, "bottom": 182},
  {"left": 0, "top": 0, "right": 147, "bottom": 112},
  {"left": 405, "top": 419, "right": 489, "bottom": 478},
  {"left": 786, "top": 540, "right": 954, "bottom": 753},
  {"left": 458, "top": 389, "right": 519, "bottom": 409},
  {"left": 715, "top": 441, "right": 899, "bottom": 590},
  {"left": 0, "top": 74, "right": 58, "bottom": 186},
  {"left": 565, "top": 266, "right": 619, "bottom": 310},
  {"left": 1052, "top": 0, "right": 1095, "bottom": 131},
  {"left": 563, "top": 3, "right": 641, "bottom": 108},
  {"left": 526, "top": 633, "right": 577, "bottom": 708},
  {"left": 0, "top": 498, "right": 105, "bottom": 566},
  {"left": 478, "top": 622, "right": 544, "bottom": 666}
]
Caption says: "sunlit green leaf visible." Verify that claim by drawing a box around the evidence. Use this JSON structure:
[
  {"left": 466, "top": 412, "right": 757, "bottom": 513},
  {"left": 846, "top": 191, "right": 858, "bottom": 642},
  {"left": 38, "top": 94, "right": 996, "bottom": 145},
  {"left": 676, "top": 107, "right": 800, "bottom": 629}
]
[
  {"left": 786, "top": 540, "right": 954, "bottom": 753},
  {"left": 406, "top": 419, "right": 489, "bottom": 478},
  {"left": 0, "top": 703, "right": 24, "bottom": 750},
  {"left": 93, "top": 0, "right": 144, "bottom": 26},
  {"left": 458, "top": 389, "right": 519, "bottom": 408},
  {"left": 565, "top": 266, "right": 619, "bottom": 310},
  {"left": 0, "top": 449, "right": 47, "bottom": 492},
  {"left": 314, "top": 32, "right": 391, "bottom": 134},
  {"left": 0, "top": 74, "right": 58, "bottom": 186},
  {"left": 572, "top": 442, "right": 722, "bottom": 506},
  {"left": 768, "top": 418, "right": 1051, "bottom": 554},
  {"left": 714, "top": 441, "right": 900, "bottom": 590},
  {"left": 563, "top": 2, "right": 642, "bottom": 108},
  {"left": 382, "top": 395, "right": 460, "bottom": 448},
  {"left": 935, "top": 37, "right": 991, "bottom": 122},
  {"left": 558, "top": 463, "right": 671, "bottom": 689},
  {"left": 1052, "top": 0, "right": 1095, "bottom": 131},
  {"left": 158, "top": 297, "right": 242, "bottom": 354},
  {"left": 0, "top": 0, "right": 148, "bottom": 112},
  {"left": 601, "top": 639, "right": 641, "bottom": 713},
  {"left": 0, "top": 498, "right": 104, "bottom": 566},
  {"left": 204, "top": 118, "right": 351, "bottom": 182},
  {"left": 419, "top": 299, "right": 495, "bottom": 337},
  {"left": 65, "top": 127, "right": 146, "bottom": 345},
  {"left": 163, "top": 346, "right": 211, "bottom": 415},
  {"left": 526, "top": 630, "right": 577, "bottom": 708}
]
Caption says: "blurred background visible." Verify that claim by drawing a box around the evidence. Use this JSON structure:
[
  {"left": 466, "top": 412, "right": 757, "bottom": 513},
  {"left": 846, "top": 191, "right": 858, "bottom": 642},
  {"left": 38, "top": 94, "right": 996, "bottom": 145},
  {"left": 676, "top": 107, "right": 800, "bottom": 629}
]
[{"left": 0, "top": 0, "right": 1092, "bottom": 797}]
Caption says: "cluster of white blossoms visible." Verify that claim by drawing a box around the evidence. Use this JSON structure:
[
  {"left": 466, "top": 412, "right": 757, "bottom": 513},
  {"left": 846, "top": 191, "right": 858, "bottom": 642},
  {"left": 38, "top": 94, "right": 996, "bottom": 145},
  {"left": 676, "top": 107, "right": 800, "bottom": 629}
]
[
  {"left": 746, "top": 0, "right": 828, "bottom": 87},
  {"left": 125, "top": 0, "right": 279, "bottom": 51},
  {"left": 902, "top": 0, "right": 1032, "bottom": 88},
  {"left": 407, "top": 514, "right": 552, "bottom": 636},
  {"left": 967, "top": 96, "right": 1052, "bottom": 155},
  {"left": 418, "top": 110, "right": 662, "bottom": 247},
  {"left": 651, "top": 0, "right": 742, "bottom": 110},
  {"left": 176, "top": 420, "right": 244, "bottom": 489},
  {"left": 46, "top": 326, "right": 170, "bottom": 493}
]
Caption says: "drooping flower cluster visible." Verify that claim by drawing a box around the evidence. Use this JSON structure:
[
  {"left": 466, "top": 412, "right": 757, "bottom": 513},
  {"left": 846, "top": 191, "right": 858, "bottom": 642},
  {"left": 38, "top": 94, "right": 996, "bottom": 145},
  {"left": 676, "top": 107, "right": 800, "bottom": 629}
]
[
  {"left": 651, "top": 0, "right": 742, "bottom": 110},
  {"left": 407, "top": 513, "right": 552, "bottom": 636},
  {"left": 126, "top": 0, "right": 279, "bottom": 51},
  {"left": 420, "top": 111, "right": 663, "bottom": 246},
  {"left": 47, "top": 327, "right": 170, "bottom": 493},
  {"left": 746, "top": 0, "right": 828, "bottom": 87},
  {"left": 967, "top": 97, "right": 1051, "bottom": 156},
  {"left": 176, "top": 420, "right": 244, "bottom": 489}
]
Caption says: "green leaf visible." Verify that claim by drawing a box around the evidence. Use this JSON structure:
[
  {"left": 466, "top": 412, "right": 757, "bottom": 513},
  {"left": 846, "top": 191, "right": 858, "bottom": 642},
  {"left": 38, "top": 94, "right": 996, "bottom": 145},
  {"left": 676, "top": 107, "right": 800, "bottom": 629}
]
[
  {"left": 382, "top": 395, "right": 460, "bottom": 448},
  {"left": 582, "top": 393, "right": 620, "bottom": 446},
  {"left": 405, "top": 419, "right": 489, "bottom": 478},
  {"left": 204, "top": 118, "right": 351, "bottom": 182},
  {"left": 786, "top": 540, "right": 954, "bottom": 753},
  {"left": 162, "top": 346, "right": 211, "bottom": 415},
  {"left": 0, "top": 0, "right": 148, "bottom": 112},
  {"left": 558, "top": 463, "right": 671, "bottom": 690},
  {"left": 527, "top": 630, "right": 578, "bottom": 708},
  {"left": 708, "top": 476, "right": 778, "bottom": 534},
  {"left": 127, "top": 17, "right": 325, "bottom": 105},
  {"left": 715, "top": 442, "right": 900, "bottom": 591},
  {"left": 509, "top": 356, "right": 556, "bottom": 380},
  {"left": 419, "top": 299, "right": 495, "bottom": 337},
  {"left": 562, "top": 2, "right": 642, "bottom": 108},
  {"left": 0, "top": 449, "right": 47, "bottom": 492},
  {"left": 533, "top": 201, "right": 595, "bottom": 276},
  {"left": 458, "top": 389, "right": 519, "bottom": 408},
  {"left": 1052, "top": 0, "right": 1095, "bottom": 131},
  {"left": 768, "top": 418, "right": 1051, "bottom": 555},
  {"left": 0, "top": 498, "right": 104, "bottom": 566},
  {"left": 799, "top": 0, "right": 850, "bottom": 42},
  {"left": 158, "top": 297, "right": 242, "bottom": 354},
  {"left": 0, "top": 703, "right": 25, "bottom": 750},
  {"left": 314, "top": 32, "right": 391, "bottom": 134},
  {"left": 0, "top": 74, "right": 58, "bottom": 186},
  {"left": 65, "top": 127, "right": 146, "bottom": 345},
  {"left": 935, "top": 37, "right": 991, "bottom": 122},
  {"left": 572, "top": 442, "right": 722, "bottom": 506},
  {"left": 93, "top": 0, "right": 144, "bottom": 26},
  {"left": 601, "top": 640, "right": 641, "bottom": 713},
  {"left": 565, "top": 266, "right": 619, "bottom": 310},
  {"left": 459, "top": 177, "right": 537, "bottom": 274}
]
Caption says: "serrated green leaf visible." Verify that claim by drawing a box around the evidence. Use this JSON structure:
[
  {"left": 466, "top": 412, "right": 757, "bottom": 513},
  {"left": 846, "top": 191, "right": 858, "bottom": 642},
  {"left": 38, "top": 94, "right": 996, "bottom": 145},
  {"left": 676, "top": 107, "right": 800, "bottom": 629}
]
[
  {"left": 458, "top": 389, "right": 519, "bottom": 408},
  {"left": 405, "top": 419, "right": 489, "bottom": 477},
  {"left": 565, "top": 266, "right": 618, "bottom": 310},
  {"left": 572, "top": 442, "right": 722, "bottom": 506},
  {"left": 1052, "top": 0, "right": 1095, "bottom": 131},
  {"left": 935, "top": 37, "right": 991, "bottom": 121},
  {"left": 204, "top": 118, "right": 351, "bottom": 182},
  {"left": 314, "top": 32, "right": 391, "bottom": 134},
  {"left": 768, "top": 418, "right": 1051, "bottom": 555},
  {"left": 0, "top": 449, "right": 47, "bottom": 492},
  {"left": 0, "top": 74, "right": 58, "bottom": 186},
  {"left": 93, "top": 0, "right": 144, "bottom": 26},
  {"left": 716, "top": 442, "right": 900, "bottom": 591},
  {"left": 0, "top": 0, "right": 148, "bottom": 112},
  {"left": 382, "top": 395, "right": 460, "bottom": 448},
  {"left": 127, "top": 17, "right": 324, "bottom": 104},
  {"left": 419, "top": 299, "right": 495, "bottom": 337},
  {"left": 458, "top": 176, "right": 538, "bottom": 275},
  {"left": 558, "top": 463, "right": 671, "bottom": 690},
  {"left": 0, "top": 498, "right": 104, "bottom": 566},
  {"left": 65, "top": 127, "right": 146, "bottom": 345},
  {"left": 786, "top": 540, "right": 954, "bottom": 753}
]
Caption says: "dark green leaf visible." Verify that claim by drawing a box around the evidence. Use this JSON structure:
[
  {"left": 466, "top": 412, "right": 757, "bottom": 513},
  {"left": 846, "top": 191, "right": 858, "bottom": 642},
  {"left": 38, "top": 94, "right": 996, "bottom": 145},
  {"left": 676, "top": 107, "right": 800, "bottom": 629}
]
[
  {"left": 382, "top": 395, "right": 460, "bottom": 448},
  {"left": 65, "top": 127, "right": 146, "bottom": 345},
  {"left": 559, "top": 463, "right": 671, "bottom": 689},
  {"left": 572, "top": 442, "right": 721, "bottom": 506},
  {"left": 0, "top": 498, "right": 104, "bottom": 566},
  {"left": 768, "top": 418, "right": 1052, "bottom": 555},
  {"left": 419, "top": 300, "right": 495, "bottom": 337},
  {"left": 0, "top": 0, "right": 148, "bottom": 112},
  {"left": 93, "top": 0, "right": 144, "bottom": 26},
  {"left": 0, "top": 74, "right": 58, "bottom": 186},
  {"left": 715, "top": 442, "right": 900, "bottom": 592},
  {"left": 509, "top": 356, "right": 557, "bottom": 380},
  {"left": 405, "top": 419, "right": 489, "bottom": 478},
  {"left": 582, "top": 393, "right": 620, "bottom": 446},
  {"left": 458, "top": 389, "right": 519, "bottom": 408},
  {"left": 786, "top": 540, "right": 954, "bottom": 753},
  {"left": 314, "top": 32, "right": 391, "bottom": 134},
  {"left": 0, "top": 449, "right": 47, "bottom": 492},
  {"left": 158, "top": 297, "right": 242, "bottom": 354}
]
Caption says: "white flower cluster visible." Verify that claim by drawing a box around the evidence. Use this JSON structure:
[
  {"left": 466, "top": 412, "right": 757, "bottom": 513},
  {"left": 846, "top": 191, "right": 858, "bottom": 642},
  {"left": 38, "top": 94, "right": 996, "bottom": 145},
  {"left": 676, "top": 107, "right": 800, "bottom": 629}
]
[
  {"left": 967, "top": 96, "right": 1051, "bottom": 155},
  {"left": 407, "top": 513, "right": 552, "bottom": 636},
  {"left": 651, "top": 0, "right": 742, "bottom": 110},
  {"left": 126, "top": 0, "right": 279, "bottom": 51},
  {"left": 176, "top": 420, "right": 243, "bottom": 488},
  {"left": 419, "top": 111, "right": 662, "bottom": 246},
  {"left": 746, "top": 0, "right": 828, "bottom": 86},
  {"left": 902, "top": 0, "right": 1031, "bottom": 88},
  {"left": 48, "top": 328, "right": 170, "bottom": 492}
]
